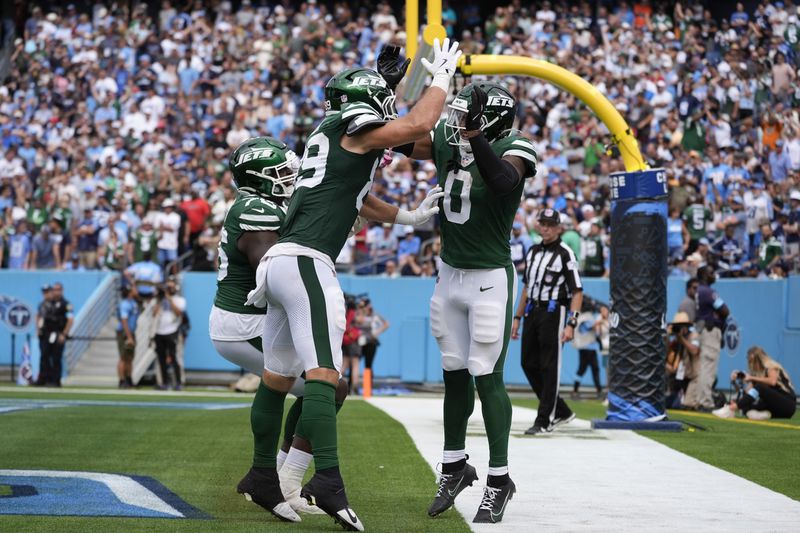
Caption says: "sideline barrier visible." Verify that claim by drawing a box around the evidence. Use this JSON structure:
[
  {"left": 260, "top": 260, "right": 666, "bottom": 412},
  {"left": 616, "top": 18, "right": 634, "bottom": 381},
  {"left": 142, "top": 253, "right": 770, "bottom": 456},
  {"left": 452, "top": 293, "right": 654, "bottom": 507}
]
[
  {"left": 2, "top": 272, "right": 796, "bottom": 389},
  {"left": 180, "top": 273, "right": 799, "bottom": 389}
]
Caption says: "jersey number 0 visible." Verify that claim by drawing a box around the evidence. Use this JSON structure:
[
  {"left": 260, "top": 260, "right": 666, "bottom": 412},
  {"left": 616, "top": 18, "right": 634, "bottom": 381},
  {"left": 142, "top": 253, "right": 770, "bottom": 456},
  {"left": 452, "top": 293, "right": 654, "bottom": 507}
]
[{"left": 443, "top": 169, "right": 473, "bottom": 224}]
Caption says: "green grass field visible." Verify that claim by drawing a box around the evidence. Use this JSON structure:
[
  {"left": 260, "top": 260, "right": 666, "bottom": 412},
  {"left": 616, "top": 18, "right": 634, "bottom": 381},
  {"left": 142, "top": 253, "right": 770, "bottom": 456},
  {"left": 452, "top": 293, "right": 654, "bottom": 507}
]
[
  {"left": 0, "top": 389, "right": 469, "bottom": 533},
  {"left": 1, "top": 389, "right": 797, "bottom": 532}
]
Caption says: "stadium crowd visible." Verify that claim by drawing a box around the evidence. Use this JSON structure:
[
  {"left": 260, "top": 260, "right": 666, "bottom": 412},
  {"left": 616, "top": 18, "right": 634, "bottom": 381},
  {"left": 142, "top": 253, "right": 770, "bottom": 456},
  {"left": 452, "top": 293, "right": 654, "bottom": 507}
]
[{"left": 1, "top": 0, "right": 799, "bottom": 279}]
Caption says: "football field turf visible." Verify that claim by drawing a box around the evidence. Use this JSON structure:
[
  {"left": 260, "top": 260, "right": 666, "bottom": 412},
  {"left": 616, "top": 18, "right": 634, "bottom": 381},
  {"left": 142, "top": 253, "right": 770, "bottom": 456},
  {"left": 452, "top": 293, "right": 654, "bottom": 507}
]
[{"left": 1, "top": 388, "right": 797, "bottom": 532}]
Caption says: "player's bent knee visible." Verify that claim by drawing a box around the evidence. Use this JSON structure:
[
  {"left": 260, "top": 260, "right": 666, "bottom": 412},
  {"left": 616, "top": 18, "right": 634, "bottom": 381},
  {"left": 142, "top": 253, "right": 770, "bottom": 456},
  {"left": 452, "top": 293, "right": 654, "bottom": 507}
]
[
  {"left": 429, "top": 297, "right": 447, "bottom": 338},
  {"left": 442, "top": 353, "right": 467, "bottom": 372},
  {"left": 471, "top": 303, "right": 502, "bottom": 344},
  {"left": 468, "top": 357, "right": 496, "bottom": 377}
]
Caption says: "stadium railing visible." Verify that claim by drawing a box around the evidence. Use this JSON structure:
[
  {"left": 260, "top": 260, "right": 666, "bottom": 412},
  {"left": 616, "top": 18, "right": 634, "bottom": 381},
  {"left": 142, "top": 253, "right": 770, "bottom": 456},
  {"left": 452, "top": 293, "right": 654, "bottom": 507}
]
[{"left": 65, "top": 273, "right": 120, "bottom": 372}]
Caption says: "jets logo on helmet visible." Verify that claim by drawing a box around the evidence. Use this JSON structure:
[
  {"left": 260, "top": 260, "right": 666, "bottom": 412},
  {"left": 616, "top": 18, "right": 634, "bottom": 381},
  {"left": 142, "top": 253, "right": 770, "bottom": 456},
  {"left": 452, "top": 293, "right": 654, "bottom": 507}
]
[
  {"left": 324, "top": 67, "right": 398, "bottom": 120},
  {"left": 445, "top": 82, "right": 517, "bottom": 147},
  {"left": 229, "top": 137, "right": 298, "bottom": 200}
]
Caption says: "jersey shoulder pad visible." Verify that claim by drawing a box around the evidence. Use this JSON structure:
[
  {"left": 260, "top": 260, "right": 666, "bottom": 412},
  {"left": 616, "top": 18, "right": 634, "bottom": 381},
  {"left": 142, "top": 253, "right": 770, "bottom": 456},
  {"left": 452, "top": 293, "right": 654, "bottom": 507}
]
[
  {"left": 232, "top": 196, "right": 283, "bottom": 232},
  {"left": 497, "top": 134, "right": 538, "bottom": 175},
  {"left": 340, "top": 102, "right": 386, "bottom": 135}
]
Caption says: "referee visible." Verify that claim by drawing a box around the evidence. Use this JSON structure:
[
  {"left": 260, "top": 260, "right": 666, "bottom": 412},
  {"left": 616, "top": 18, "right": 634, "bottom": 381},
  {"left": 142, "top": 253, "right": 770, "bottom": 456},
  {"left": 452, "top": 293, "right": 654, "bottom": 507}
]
[{"left": 511, "top": 208, "right": 583, "bottom": 434}]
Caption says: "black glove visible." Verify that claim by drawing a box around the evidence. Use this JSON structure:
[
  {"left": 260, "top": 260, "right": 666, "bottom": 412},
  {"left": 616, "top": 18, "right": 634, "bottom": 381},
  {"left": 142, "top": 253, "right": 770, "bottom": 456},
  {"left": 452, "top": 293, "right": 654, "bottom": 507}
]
[
  {"left": 377, "top": 44, "right": 411, "bottom": 90},
  {"left": 465, "top": 85, "right": 487, "bottom": 132}
]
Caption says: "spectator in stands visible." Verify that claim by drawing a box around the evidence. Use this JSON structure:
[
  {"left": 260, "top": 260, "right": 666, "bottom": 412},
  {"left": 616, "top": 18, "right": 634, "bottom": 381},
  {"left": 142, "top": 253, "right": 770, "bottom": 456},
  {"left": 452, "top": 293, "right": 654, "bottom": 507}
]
[
  {"left": 713, "top": 346, "right": 796, "bottom": 420},
  {"left": 156, "top": 199, "right": 182, "bottom": 268},
  {"left": 381, "top": 259, "right": 400, "bottom": 279},
  {"left": 3, "top": 0, "right": 799, "bottom": 279},
  {"left": 757, "top": 221, "right": 783, "bottom": 270},
  {"left": 125, "top": 250, "right": 162, "bottom": 300},
  {"left": 74, "top": 207, "right": 99, "bottom": 269},
  {"left": 5, "top": 220, "right": 32, "bottom": 270},
  {"left": 117, "top": 284, "right": 139, "bottom": 389},
  {"left": 31, "top": 222, "right": 61, "bottom": 270},
  {"left": 369, "top": 222, "right": 399, "bottom": 273},
  {"left": 397, "top": 225, "right": 422, "bottom": 276},
  {"left": 153, "top": 277, "right": 185, "bottom": 390}
]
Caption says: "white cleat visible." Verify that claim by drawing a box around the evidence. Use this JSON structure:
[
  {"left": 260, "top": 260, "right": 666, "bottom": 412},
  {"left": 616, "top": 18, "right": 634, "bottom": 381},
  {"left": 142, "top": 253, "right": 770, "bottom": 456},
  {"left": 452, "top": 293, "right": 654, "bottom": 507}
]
[
  {"left": 280, "top": 464, "right": 326, "bottom": 515},
  {"left": 334, "top": 507, "right": 365, "bottom": 532},
  {"left": 712, "top": 404, "right": 735, "bottom": 419},
  {"left": 271, "top": 501, "right": 302, "bottom": 523}
]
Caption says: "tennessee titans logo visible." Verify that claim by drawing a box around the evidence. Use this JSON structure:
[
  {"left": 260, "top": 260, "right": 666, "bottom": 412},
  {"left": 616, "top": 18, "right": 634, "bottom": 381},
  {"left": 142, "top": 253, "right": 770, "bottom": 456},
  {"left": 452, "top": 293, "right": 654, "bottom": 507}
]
[
  {"left": 0, "top": 296, "right": 33, "bottom": 332},
  {"left": 0, "top": 470, "right": 209, "bottom": 519},
  {"left": 724, "top": 317, "right": 740, "bottom": 357}
]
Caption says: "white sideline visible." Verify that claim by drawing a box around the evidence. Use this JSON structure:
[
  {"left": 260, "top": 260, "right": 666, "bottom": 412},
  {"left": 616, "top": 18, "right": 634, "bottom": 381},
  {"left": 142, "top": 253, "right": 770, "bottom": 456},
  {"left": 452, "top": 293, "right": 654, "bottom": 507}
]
[{"left": 369, "top": 397, "right": 800, "bottom": 533}]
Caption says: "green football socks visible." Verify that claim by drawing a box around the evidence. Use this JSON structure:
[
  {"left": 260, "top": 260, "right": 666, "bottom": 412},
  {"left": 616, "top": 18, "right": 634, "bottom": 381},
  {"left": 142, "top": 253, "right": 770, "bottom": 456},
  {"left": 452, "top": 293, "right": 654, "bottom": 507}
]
[
  {"left": 295, "top": 379, "right": 339, "bottom": 471},
  {"left": 443, "top": 369, "right": 475, "bottom": 451},
  {"left": 251, "top": 381, "right": 288, "bottom": 468},
  {"left": 475, "top": 372, "right": 512, "bottom": 468}
]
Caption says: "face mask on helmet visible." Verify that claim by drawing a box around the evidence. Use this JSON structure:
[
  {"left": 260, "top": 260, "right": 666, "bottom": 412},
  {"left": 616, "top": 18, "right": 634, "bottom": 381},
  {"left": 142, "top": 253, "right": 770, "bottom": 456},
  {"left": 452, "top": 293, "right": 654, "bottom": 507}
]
[
  {"left": 377, "top": 92, "right": 398, "bottom": 120},
  {"left": 444, "top": 96, "right": 471, "bottom": 147},
  {"left": 244, "top": 149, "right": 299, "bottom": 199}
]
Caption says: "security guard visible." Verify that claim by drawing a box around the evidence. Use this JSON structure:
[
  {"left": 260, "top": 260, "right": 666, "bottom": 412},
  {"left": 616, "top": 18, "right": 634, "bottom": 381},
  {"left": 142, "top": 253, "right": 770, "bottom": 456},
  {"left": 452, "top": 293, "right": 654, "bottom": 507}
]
[
  {"left": 511, "top": 208, "right": 583, "bottom": 434},
  {"left": 37, "top": 282, "right": 74, "bottom": 387}
]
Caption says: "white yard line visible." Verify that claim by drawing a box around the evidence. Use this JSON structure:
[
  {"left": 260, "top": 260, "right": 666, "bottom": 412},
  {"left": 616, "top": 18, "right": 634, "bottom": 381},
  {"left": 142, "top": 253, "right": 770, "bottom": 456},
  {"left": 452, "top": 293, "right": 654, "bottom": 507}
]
[{"left": 370, "top": 397, "right": 800, "bottom": 533}]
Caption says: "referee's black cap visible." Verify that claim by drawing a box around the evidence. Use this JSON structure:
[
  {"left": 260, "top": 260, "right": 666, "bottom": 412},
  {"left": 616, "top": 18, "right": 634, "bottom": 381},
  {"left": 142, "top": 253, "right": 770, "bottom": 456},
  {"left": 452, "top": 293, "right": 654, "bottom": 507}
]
[{"left": 537, "top": 208, "right": 561, "bottom": 225}]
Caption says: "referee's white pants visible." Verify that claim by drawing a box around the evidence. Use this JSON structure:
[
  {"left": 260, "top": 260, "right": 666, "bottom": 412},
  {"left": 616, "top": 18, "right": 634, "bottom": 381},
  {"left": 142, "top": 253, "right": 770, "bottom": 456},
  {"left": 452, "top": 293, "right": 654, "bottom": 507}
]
[{"left": 430, "top": 262, "right": 518, "bottom": 376}]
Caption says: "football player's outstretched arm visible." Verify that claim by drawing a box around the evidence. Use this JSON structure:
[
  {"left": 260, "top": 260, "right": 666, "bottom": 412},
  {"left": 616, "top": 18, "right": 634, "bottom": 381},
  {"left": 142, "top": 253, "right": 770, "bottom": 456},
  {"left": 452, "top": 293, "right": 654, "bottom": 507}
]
[
  {"left": 343, "top": 38, "right": 461, "bottom": 154},
  {"left": 238, "top": 230, "right": 280, "bottom": 270},
  {"left": 359, "top": 187, "right": 444, "bottom": 225}
]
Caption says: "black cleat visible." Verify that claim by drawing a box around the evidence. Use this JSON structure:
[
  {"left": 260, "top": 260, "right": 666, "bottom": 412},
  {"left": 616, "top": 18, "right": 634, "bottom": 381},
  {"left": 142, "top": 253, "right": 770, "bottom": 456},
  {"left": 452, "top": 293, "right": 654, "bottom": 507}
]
[
  {"left": 427, "top": 460, "right": 478, "bottom": 517},
  {"left": 236, "top": 467, "right": 300, "bottom": 522},
  {"left": 472, "top": 478, "right": 516, "bottom": 523},
  {"left": 551, "top": 412, "right": 576, "bottom": 429},
  {"left": 524, "top": 424, "right": 551, "bottom": 435},
  {"left": 300, "top": 468, "right": 364, "bottom": 531}
]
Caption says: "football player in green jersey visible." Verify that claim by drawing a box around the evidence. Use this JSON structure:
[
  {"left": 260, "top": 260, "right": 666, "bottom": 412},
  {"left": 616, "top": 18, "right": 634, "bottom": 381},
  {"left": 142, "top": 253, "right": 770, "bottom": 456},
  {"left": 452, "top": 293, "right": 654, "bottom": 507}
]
[
  {"left": 389, "top": 82, "right": 537, "bottom": 523},
  {"left": 208, "top": 136, "right": 304, "bottom": 522},
  {"left": 211, "top": 137, "right": 350, "bottom": 521},
  {"left": 245, "top": 39, "right": 462, "bottom": 531}
]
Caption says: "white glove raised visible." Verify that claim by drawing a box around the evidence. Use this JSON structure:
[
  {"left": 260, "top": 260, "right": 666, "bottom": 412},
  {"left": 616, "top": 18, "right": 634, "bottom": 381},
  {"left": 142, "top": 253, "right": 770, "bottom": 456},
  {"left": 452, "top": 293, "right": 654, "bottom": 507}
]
[
  {"left": 420, "top": 38, "right": 462, "bottom": 92},
  {"left": 395, "top": 186, "right": 445, "bottom": 226}
]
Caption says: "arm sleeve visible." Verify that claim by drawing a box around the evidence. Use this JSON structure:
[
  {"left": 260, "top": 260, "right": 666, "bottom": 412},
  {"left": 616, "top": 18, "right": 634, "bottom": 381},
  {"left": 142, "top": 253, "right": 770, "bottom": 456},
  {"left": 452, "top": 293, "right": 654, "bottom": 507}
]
[
  {"left": 392, "top": 142, "right": 415, "bottom": 156},
  {"left": 468, "top": 133, "right": 522, "bottom": 196}
]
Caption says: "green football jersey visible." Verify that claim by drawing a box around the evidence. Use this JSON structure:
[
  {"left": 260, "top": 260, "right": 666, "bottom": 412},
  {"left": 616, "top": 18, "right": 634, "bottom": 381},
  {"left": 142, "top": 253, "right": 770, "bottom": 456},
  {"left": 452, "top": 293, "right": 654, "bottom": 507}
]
[
  {"left": 431, "top": 121, "right": 537, "bottom": 269},
  {"left": 214, "top": 194, "right": 286, "bottom": 315},
  {"left": 279, "top": 103, "right": 384, "bottom": 262},
  {"left": 582, "top": 234, "right": 605, "bottom": 275},
  {"left": 682, "top": 203, "right": 711, "bottom": 240}
]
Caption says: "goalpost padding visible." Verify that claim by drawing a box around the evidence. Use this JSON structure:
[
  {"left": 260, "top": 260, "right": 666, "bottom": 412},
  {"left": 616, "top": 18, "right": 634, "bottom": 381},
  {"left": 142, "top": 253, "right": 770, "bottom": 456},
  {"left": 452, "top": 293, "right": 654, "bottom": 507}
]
[{"left": 607, "top": 169, "right": 669, "bottom": 422}]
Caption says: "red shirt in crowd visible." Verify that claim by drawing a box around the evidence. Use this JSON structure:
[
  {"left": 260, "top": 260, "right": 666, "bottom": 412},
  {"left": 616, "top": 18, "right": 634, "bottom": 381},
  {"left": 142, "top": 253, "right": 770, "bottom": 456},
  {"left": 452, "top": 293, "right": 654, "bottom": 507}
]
[{"left": 181, "top": 198, "right": 210, "bottom": 234}]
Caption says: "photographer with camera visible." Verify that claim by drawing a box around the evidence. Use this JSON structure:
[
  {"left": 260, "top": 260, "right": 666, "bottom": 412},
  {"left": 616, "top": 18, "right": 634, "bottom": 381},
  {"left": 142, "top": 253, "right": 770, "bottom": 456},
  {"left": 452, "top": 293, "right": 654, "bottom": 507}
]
[
  {"left": 713, "top": 346, "right": 796, "bottom": 420},
  {"left": 665, "top": 312, "right": 700, "bottom": 409},
  {"left": 152, "top": 277, "right": 186, "bottom": 390}
]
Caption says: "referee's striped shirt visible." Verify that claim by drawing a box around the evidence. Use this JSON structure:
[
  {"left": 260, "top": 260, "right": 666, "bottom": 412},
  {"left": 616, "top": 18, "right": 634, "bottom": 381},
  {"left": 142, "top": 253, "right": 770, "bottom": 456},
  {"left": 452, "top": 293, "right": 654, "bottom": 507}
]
[{"left": 522, "top": 238, "right": 583, "bottom": 304}]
